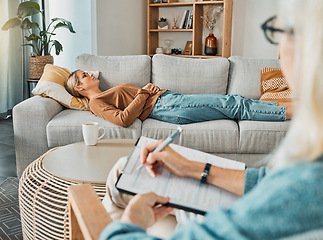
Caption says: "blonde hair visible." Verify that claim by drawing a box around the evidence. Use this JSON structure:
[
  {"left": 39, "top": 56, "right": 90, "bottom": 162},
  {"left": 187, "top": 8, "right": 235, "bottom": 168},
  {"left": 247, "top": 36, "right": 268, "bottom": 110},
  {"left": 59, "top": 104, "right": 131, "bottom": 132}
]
[
  {"left": 65, "top": 70, "right": 91, "bottom": 110},
  {"left": 270, "top": 0, "right": 323, "bottom": 169}
]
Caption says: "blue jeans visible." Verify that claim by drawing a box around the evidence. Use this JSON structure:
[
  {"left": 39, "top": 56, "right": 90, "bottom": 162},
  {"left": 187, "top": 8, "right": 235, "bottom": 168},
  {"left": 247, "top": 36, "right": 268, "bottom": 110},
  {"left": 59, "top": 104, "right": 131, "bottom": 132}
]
[{"left": 150, "top": 91, "right": 286, "bottom": 124}]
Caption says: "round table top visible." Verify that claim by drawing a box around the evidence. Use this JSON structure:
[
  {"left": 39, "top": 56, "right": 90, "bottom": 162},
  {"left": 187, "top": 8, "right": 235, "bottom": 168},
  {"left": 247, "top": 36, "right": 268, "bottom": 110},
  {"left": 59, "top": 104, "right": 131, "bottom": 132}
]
[{"left": 42, "top": 139, "right": 137, "bottom": 183}]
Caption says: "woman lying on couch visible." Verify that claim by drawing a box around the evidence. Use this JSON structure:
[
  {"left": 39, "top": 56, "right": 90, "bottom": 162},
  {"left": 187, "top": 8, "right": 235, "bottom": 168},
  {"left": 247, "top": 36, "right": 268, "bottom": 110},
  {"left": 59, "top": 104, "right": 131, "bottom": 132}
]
[
  {"left": 98, "top": 0, "right": 323, "bottom": 239},
  {"left": 65, "top": 70, "right": 292, "bottom": 127}
]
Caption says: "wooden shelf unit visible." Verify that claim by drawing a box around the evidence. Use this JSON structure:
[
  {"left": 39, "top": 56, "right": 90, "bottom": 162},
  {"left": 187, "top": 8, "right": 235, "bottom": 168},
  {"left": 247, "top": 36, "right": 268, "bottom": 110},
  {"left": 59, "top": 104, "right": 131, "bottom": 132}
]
[
  {"left": 149, "top": 29, "right": 193, "bottom": 32},
  {"left": 147, "top": 0, "right": 233, "bottom": 58},
  {"left": 148, "top": 54, "right": 222, "bottom": 58}
]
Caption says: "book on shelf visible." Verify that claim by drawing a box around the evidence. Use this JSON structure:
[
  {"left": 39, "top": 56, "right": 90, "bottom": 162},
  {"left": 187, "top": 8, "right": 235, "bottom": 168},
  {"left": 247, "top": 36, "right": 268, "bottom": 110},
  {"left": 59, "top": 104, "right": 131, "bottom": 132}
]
[
  {"left": 179, "top": 10, "right": 187, "bottom": 29},
  {"left": 181, "top": 10, "right": 187, "bottom": 29},
  {"left": 187, "top": 9, "right": 193, "bottom": 29},
  {"left": 185, "top": 10, "right": 191, "bottom": 29},
  {"left": 181, "top": 10, "right": 191, "bottom": 29}
]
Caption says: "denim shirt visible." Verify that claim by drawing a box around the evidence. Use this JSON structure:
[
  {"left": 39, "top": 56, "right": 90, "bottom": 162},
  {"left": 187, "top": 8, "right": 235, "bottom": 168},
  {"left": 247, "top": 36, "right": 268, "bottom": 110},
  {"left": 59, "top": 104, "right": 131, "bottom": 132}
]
[{"left": 100, "top": 157, "right": 323, "bottom": 240}]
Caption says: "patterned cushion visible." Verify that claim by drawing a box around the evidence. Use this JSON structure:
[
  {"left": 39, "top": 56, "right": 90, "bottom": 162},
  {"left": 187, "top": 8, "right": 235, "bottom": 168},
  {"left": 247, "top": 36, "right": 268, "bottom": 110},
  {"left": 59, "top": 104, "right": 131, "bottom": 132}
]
[{"left": 260, "top": 67, "right": 293, "bottom": 102}]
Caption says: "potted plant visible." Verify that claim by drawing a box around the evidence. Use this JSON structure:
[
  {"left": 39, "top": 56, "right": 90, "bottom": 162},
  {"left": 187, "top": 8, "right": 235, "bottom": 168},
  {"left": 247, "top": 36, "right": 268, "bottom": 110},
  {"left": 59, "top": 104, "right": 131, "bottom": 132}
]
[{"left": 1, "top": 1, "right": 75, "bottom": 79}]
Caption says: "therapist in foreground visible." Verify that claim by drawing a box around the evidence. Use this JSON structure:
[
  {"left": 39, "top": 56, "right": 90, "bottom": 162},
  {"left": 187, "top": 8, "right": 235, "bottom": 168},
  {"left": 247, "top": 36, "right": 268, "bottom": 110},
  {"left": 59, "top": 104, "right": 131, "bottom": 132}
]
[{"left": 100, "top": 0, "right": 323, "bottom": 239}]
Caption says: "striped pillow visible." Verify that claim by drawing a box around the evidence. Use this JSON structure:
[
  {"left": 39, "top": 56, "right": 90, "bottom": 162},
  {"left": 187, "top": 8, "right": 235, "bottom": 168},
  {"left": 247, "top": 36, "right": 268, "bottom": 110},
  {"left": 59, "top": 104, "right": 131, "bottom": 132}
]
[
  {"left": 32, "top": 64, "right": 87, "bottom": 110},
  {"left": 260, "top": 67, "right": 293, "bottom": 102}
]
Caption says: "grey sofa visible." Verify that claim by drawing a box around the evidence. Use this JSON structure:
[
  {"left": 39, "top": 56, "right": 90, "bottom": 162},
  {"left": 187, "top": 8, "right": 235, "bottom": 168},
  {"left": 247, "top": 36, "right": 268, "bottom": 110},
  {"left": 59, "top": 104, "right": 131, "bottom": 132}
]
[{"left": 13, "top": 54, "right": 289, "bottom": 178}]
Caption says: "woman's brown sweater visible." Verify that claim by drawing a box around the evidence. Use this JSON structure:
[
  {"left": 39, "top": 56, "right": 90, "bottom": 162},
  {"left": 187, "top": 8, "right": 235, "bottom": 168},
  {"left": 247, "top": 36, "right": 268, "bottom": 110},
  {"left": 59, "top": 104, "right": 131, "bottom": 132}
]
[{"left": 89, "top": 83, "right": 167, "bottom": 127}]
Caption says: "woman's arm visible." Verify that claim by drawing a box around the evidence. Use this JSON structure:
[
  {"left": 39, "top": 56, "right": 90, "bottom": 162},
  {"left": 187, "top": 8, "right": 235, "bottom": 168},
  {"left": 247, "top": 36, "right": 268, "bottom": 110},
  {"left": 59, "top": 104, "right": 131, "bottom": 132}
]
[
  {"left": 91, "top": 88, "right": 150, "bottom": 127},
  {"left": 184, "top": 161, "right": 245, "bottom": 196},
  {"left": 141, "top": 141, "right": 245, "bottom": 196}
]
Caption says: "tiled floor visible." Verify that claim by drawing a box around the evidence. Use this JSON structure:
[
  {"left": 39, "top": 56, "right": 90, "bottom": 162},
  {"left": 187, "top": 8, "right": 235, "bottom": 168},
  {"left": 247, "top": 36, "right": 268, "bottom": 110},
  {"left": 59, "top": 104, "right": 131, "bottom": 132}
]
[{"left": 0, "top": 117, "right": 17, "bottom": 183}]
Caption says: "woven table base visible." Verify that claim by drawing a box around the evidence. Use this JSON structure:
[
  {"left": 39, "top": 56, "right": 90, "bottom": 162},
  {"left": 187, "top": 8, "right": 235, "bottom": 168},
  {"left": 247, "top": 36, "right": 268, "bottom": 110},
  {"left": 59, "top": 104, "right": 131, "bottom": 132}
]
[{"left": 19, "top": 149, "right": 106, "bottom": 239}]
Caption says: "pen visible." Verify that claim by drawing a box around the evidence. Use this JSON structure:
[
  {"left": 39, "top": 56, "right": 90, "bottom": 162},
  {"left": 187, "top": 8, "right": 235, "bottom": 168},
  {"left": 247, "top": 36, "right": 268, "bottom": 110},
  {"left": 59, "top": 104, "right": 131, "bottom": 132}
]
[{"left": 137, "top": 126, "right": 183, "bottom": 170}]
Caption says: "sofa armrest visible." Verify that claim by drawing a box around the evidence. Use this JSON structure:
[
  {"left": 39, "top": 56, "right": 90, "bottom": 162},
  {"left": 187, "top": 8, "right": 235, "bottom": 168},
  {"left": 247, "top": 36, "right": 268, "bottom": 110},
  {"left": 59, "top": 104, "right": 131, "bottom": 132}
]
[{"left": 13, "top": 96, "right": 64, "bottom": 178}]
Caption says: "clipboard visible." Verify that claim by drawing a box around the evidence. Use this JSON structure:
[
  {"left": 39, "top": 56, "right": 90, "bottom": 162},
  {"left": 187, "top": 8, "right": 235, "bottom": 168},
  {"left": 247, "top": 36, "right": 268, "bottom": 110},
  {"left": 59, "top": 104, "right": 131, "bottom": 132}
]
[
  {"left": 116, "top": 173, "right": 207, "bottom": 215},
  {"left": 115, "top": 136, "right": 243, "bottom": 215}
]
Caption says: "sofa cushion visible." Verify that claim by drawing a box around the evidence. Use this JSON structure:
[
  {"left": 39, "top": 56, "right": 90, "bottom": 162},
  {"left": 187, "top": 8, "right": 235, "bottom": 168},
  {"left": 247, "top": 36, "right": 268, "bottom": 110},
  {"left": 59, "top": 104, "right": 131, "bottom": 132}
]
[
  {"left": 238, "top": 120, "right": 290, "bottom": 154},
  {"left": 142, "top": 118, "right": 239, "bottom": 153},
  {"left": 75, "top": 54, "right": 151, "bottom": 91},
  {"left": 227, "top": 56, "right": 280, "bottom": 99},
  {"left": 152, "top": 54, "right": 229, "bottom": 95},
  {"left": 47, "top": 110, "right": 142, "bottom": 148},
  {"left": 260, "top": 67, "right": 293, "bottom": 103}
]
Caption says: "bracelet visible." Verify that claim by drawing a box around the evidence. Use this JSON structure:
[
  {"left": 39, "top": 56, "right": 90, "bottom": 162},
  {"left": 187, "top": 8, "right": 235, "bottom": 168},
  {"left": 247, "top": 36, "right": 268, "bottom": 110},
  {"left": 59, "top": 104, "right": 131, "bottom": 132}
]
[{"left": 201, "top": 163, "right": 211, "bottom": 184}]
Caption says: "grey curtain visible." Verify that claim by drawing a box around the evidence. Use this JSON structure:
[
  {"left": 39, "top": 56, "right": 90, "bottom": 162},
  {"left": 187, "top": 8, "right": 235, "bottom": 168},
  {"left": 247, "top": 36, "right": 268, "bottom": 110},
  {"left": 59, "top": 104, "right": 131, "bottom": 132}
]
[
  {"left": 0, "top": 0, "right": 25, "bottom": 119},
  {"left": 0, "top": 0, "right": 43, "bottom": 119},
  {"left": 22, "top": 0, "right": 43, "bottom": 97}
]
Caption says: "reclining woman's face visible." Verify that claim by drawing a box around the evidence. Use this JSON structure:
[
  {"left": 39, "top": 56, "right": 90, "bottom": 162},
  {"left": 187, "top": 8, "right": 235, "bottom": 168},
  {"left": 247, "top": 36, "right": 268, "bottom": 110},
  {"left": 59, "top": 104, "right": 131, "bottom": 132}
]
[{"left": 75, "top": 70, "right": 100, "bottom": 92}]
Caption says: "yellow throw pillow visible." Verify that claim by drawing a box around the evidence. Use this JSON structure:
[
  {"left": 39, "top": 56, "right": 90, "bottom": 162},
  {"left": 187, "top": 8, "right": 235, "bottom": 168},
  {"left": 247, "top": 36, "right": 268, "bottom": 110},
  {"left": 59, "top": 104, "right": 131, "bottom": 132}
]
[
  {"left": 32, "top": 64, "right": 87, "bottom": 110},
  {"left": 260, "top": 67, "right": 293, "bottom": 103}
]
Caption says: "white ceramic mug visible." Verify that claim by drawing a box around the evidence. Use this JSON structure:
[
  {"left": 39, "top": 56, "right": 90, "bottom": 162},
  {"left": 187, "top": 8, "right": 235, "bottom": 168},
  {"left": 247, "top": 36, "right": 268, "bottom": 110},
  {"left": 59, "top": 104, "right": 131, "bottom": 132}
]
[{"left": 82, "top": 122, "right": 106, "bottom": 146}]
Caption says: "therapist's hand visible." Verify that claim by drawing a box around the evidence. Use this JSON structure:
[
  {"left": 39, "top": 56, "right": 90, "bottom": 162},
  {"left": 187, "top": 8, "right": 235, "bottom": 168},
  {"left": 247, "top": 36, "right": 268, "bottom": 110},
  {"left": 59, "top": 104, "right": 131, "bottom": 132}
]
[
  {"left": 121, "top": 192, "right": 173, "bottom": 230},
  {"left": 141, "top": 140, "right": 191, "bottom": 177}
]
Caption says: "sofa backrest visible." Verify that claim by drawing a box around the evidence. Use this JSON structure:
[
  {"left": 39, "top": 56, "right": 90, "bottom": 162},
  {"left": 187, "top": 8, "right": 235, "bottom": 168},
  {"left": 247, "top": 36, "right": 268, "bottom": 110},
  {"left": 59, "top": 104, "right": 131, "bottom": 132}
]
[
  {"left": 152, "top": 54, "right": 229, "bottom": 95},
  {"left": 75, "top": 54, "right": 280, "bottom": 99},
  {"left": 75, "top": 54, "right": 151, "bottom": 91},
  {"left": 227, "top": 56, "right": 280, "bottom": 99}
]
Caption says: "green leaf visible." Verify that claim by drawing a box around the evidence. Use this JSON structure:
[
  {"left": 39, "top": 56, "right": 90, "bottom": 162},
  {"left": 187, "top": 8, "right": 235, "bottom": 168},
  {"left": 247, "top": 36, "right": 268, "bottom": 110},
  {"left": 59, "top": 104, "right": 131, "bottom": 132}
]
[
  {"left": 52, "top": 18, "right": 76, "bottom": 33},
  {"left": 1, "top": 18, "right": 21, "bottom": 30},
  {"left": 21, "top": 18, "right": 39, "bottom": 29},
  {"left": 54, "top": 22, "right": 68, "bottom": 30},
  {"left": 40, "top": 30, "right": 55, "bottom": 36},
  {"left": 51, "top": 40, "right": 63, "bottom": 55},
  {"left": 17, "top": 1, "right": 41, "bottom": 18},
  {"left": 22, "top": 43, "right": 39, "bottom": 55},
  {"left": 25, "top": 33, "right": 40, "bottom": 42},
  {"left": 22, "top": 43, "right": 35, "bottom": 48}
]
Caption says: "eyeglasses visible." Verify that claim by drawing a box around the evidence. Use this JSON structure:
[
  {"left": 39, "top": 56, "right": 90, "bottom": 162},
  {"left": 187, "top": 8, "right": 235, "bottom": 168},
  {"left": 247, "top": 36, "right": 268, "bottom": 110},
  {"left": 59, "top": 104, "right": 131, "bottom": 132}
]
[{"left": 261, "top": 15, "right": 294, "bottom": 45}]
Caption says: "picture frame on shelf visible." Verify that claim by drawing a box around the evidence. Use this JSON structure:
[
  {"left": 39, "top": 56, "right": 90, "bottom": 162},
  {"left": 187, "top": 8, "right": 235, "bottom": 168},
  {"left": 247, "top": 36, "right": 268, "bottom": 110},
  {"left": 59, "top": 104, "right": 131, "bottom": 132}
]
[{"left": 183, "top": 41, "right": 192, "bottom": 55}]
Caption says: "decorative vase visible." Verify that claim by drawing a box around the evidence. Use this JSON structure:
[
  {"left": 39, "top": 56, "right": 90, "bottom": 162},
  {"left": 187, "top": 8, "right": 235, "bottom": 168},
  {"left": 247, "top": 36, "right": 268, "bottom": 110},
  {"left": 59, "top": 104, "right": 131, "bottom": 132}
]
[
  {"left": 205, "top": 33, "right": 217, "bottom": 56},
  {"left": 29, "top": 52, "right": 54, "bottom": 79}
]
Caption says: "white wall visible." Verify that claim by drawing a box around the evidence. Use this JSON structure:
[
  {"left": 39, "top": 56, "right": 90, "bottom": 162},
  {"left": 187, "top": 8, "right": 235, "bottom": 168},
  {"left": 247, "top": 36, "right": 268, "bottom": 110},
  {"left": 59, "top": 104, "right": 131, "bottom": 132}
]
[
  {"left": 231, "top": 0, "right": 279, "bottom": 58},
  {"left": 95, "top": 0, "right": 279, "bottom": 59},
  {"left": 46, "top": 0, "right": 94, "bottom": 70},
  {"left": 96, "top": 0, "right": 146, "bottom": 56}
]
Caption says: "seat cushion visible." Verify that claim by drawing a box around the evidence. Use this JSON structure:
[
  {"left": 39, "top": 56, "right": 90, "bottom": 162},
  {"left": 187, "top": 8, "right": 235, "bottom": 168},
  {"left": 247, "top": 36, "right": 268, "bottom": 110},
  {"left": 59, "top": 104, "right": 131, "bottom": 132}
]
[
  {"left": 227, "top": 56, "right": 280, "bottom": 99},
  {"left": 47, "top": 110, "right": 142, "bottom": 148},
  {"left": 238, "top": 120, "right": 290, "bottom": 154},
  {"left": 152, "top": 54, "right": 229, "bottom": 95},
  {"left": 75, "top": 54, "right": 151, "bottom": 91},
  {"left": 142, "top": 118, "right": 239, "bottom": 153}
]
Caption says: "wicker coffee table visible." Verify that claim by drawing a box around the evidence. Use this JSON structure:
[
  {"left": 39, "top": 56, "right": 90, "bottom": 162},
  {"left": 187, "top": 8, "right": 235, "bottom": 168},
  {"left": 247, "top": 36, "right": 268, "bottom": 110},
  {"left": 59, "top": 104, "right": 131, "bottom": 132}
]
[{"left": 19, "top": 139, "right": 136, "bottom": 240}]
